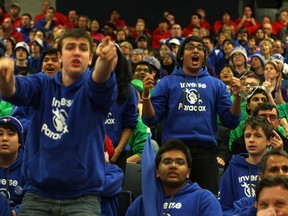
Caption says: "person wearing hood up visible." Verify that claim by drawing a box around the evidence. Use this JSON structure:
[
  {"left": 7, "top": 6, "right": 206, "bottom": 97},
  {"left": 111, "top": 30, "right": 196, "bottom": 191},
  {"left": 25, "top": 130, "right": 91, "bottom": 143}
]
[
  {"left": 218, "top": 116, "right": 274, "bottom": 214},
  {"left": 0, "top": 116, "right": 25, "bottom": 216},
  {"left": 141, "top": 35, "right": 242, "bottom": 195}
]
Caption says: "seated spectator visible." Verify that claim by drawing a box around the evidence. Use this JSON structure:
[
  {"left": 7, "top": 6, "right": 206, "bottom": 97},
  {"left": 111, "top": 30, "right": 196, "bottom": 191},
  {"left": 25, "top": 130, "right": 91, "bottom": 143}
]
[
  {"left": 0, "top": 116, "right": 25, "bottom": 216},
  {"left": 256, "top": 176, "right": 288, "bottom": 215},
  {"left": 213, "top": 10, "right": 236, "bottom": 35},
  {"left": 219, "top": 116, "right": 273, "bottom": 213},
  {"left": 233, "top": 149, "right": 288, "bottom": 215},
  {"left": 151, "top": 18, "right": 171, "bottom": 49},
  {"left": 126, "top": 139, "right": 223, "bottom": 215},
  {"left": 105, "top": 9, "right": 126, "bottom": 30}
]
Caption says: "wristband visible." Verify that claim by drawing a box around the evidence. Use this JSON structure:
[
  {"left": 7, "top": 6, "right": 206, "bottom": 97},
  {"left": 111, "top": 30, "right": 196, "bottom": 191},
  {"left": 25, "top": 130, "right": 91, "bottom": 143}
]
[{"left": 142, "top": 93, "right": 150, "bottom": 100}]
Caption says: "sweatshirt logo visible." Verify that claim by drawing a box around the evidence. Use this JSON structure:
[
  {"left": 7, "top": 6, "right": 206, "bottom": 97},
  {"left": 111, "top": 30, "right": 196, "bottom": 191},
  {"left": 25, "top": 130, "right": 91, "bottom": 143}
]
[
  {"left": 238, "top": 175, "right": 257, "bottom": 197},
  {"left": 105, "top": 112, "right": 115, "bottom": 125},
  {"left": 41, "top": 97, "right": 70, "bottom": 140},
  {"left": 178, "top": 82, "right": 206, "bottom": 112}
]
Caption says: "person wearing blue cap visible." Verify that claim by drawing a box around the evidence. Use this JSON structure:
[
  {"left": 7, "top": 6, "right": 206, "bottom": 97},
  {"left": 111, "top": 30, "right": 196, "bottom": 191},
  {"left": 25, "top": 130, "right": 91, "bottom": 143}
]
[{"left": 0, "top": 116, "right": 25, "bottom": 216}]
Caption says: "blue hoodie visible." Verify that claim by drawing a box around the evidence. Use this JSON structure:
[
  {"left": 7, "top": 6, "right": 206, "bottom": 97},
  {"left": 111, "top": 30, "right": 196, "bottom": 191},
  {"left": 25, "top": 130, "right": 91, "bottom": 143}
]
[
  {"left": 100, "top": 163, "right": 124, "bottom": 216},
  {"left": 126, "top": 183, "right": 222, "bottom": 216},
  {"left": 142, "top": 65, "right": 241, "bottom": 147},
  {"left": 0, "top": 147, "right": 25, "bottom": 215},
  {"left": 2, "top": 70, "right": 117, "bottom": 199},
  {"left": 0, "top": 193, "right": 12, "bottom": 216},
  {"left": 105, "top": 84, "right": 138, "bottom": 151},
  {"left": 218, "top": 153, "right": 259, "bottom": 213},
  {"left": 233, "top": 196, "right": 257, "bottom": 216}
]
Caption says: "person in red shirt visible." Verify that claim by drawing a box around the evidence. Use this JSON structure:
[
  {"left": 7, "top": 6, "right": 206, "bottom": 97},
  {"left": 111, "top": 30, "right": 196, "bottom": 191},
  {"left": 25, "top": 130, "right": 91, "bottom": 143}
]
[
  {"left": 197, "top": 8, "right": 211, "bottom": 32},
  {"left": 0, "top": 4, "right": 11, "bottom": 26},
  {"left": 271, "top": 9, "right": 288, "bottom": 37},
  {"left": 2, "top": 17, "right": 24, "bottom": 43},
  {"left": 9, "top": 3, "right": 22, "bottom": 28},
  {"left": 183, "top": 13, "right": 210, "bottom": 38},
  {"left": 105, "top": 9, "right": 126, "bottom": 30},
  {"left": 213, "top": 10, "right": 236, "bottom": 35},
  {"left": 151, "top": 18, "right": 171, "bottom": 49},
  {"left": 235, "top": 5, "right": 260, "bottom": 36},
  {"left": 65, "top": 9, "right": 79, "bottom": 29}
]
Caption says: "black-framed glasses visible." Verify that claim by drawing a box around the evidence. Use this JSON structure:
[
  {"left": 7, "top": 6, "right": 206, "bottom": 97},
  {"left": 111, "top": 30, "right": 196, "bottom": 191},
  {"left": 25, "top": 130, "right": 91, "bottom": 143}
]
[
  {"left": 184, "top": 44, "right": 205, "bottom": 51},
  {"left": 160, "top": 158, "right": 187, "bottom": 166}
]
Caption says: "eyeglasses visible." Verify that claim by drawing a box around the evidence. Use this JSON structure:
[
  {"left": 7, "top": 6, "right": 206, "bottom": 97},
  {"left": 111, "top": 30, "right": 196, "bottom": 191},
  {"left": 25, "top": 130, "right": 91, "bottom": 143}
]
[
  {"left": 243, "top": 82, "right": 258, "bottom": 87},
  {"left": 160, "top": 158, "right": 187, "bottom": 166},
  {"left": 184, "top": 44, "right": 205, "bottom": 51},
  {"left": 246, "top": 86, "right": 268, "bottom": 100},
  {"left": 120, "top": 45, "right": 130, "bottom": 49},
  {"left": 259, "top": 114, "right": 278, "bottom": 121}
]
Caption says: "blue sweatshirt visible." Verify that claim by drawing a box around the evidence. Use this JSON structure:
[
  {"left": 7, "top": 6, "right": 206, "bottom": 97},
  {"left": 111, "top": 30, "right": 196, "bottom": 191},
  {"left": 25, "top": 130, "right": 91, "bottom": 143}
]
[
  {"left": 105, "top": 84, "right": 138, "bottom": 151},
  {"left": 0, "top": 193, "right": 12, "bottom": 216},
  {"left": 0, "top": 147, "right": 25, "bottom": 215},
  {"left": 142, "top": 65, "right": 241, "bottom": 147},
  {"left": 126, "top": 183, "right": 222, "bottom": 216},
  {"left": 3, "top": 70, "right": 117, "bottom": 199},
  {"left": 233, "top": 196, "right": 257, "bottom": 216},
  {"left": 218, "top": 153, "right": 259, "bottom": 213},
  {"left": 100, "top": 163, "right": 124, "bottom": 216}
]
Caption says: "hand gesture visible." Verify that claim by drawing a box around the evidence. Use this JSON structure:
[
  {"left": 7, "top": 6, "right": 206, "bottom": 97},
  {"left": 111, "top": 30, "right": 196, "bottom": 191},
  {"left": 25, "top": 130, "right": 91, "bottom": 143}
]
[
  {"left": 270, "top": 130, "right": 283, "bottom": 150},
  {"left": 0, "top": 57, "right": 15, "bottom": 83},
  {"left": 262, "top": 79, "right": 273, "bottom": 93},
  {"left": 142, "top": 73, "right": 154, "bottom": 97},
  {"left": 230, "top": 77, "right": 241, "bottom": 96},
  {"left": 96, "top": 36, "right": 117, "bottom": 62}
]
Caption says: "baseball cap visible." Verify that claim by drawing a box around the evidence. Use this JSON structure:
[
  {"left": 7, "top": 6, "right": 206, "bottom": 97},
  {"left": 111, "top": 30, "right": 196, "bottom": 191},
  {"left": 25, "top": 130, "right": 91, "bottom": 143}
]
[
  {"left": 136, "top": 34, "right": 149, "bottom": 42},
  {"left": 0, "top": 116, "right": 24, "bottom": 145},
  {"left": 168, "top": 38, "right": 180, "bottom": 46},
  {"left": 32, "top": 38, "right": 44, "bottom": 48},
  {"left": 246, "top": 86, "right": 269, "bottom": 115},
  {"left": 10, "top": 3, "right": 20, "bottom": 8},
  {"left": 14, "top": 41, "right": 30, "bottom": 56},
  {"left": 143, "top": 56, "right": 161, "bottom": 71}
]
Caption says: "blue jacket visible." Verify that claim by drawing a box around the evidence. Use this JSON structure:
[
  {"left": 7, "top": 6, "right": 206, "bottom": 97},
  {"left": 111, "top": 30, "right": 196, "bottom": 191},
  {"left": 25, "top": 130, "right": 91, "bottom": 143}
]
[
  {"left": 142, "top": 65, "right": 241, "bottom": 147},
  {"left": 0, "top": 193, "right": 12, "bottom": 216},
  {"left": 100, "top": 163, "right": 124, "bottom": 216},
  {"left": 126, "top": 183, "right": 222, "bottom": 216},
  {"left": 105, "top": 84, "right": 138, "bottom": 151},
  {"left": 0, "top": 147, "right": 25, "bottom": 215},
  {"left": 218, "top": 153, "right": 259, "bottom": 213},
  {"left": 3, "top": 70, "right": 117, "bottom": 199}
]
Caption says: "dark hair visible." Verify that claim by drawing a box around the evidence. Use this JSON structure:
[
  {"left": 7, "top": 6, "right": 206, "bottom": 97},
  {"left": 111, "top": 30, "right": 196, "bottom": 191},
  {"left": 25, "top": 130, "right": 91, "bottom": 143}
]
[
  {"left": 40, "top": 48, "right": 58, "bottom": 64},
  {"left": 176, "top": 36, "right": 206, "bottom": 67},
  {"left": 258, "top": 149, "right": 288, "bottom": 174},
  {"left": 256, "top": 176, "right": 288, "bottom": 202},
  {"left": 114, "top": 46, "right": 133, "bottom": 104},
  {"left": 22, "top": 13, "right": 32, "bottom": 20},
  {"left": 57, "top": 28, "right": 93, "bottom": 55},
  {"left": 132, "top": 61, "right": 152, "bottom": 74},
  {"left": 243, "top": 116, "right": 274, "bottom": 139},
  {"left": 155, "top": 139, "right": 192, "bottom": 169},
  {"left": 252, "top": 102, "right": 279, "bottom": 118}
]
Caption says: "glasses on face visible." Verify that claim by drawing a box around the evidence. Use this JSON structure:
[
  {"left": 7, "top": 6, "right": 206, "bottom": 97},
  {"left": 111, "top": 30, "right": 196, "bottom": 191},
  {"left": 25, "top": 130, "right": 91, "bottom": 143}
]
[
  {"left": 184, "top": 44, "right": 205, "bottom": 51},
  {"left": 120, "top": 45, "right": 129, "bottom": 49},
  {"left": 259, "top": 114, "right": 278, "bottom": 121},
  {"left": 243, "top": 82, "right": 258, "bottom": 87},
  {"left": 246, "top": 86, "right": 268, "bottom": 100},
  {"left": 135, "top": 68, "right": 150, "bottom": 73},
  {"left": 160, "top": 158, "right": 187, "bottom": 166}
]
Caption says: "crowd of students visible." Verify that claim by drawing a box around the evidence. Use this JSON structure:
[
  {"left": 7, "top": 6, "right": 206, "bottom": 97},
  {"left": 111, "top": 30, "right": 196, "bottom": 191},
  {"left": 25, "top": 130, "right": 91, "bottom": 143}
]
[{"left": 1, "top": 0, "right": 288, "bottom": 215}]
